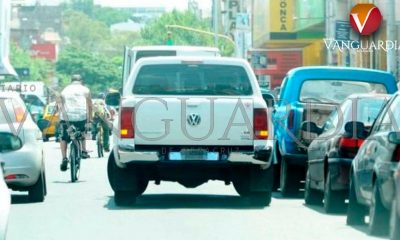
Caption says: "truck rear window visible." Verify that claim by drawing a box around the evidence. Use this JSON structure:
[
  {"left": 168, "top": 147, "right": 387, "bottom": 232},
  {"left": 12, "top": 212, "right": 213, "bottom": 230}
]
[
  {"left": 133, "top": 64, "right": 252, "bottom": 96},
  {"left": 300, "top": 80, "right": 387, "bottom": 104}
]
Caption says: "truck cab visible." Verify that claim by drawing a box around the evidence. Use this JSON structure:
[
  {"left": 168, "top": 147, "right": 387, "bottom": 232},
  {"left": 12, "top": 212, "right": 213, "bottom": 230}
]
[{"left": 122, "top": 46, "right": 221, "bottom": 94}]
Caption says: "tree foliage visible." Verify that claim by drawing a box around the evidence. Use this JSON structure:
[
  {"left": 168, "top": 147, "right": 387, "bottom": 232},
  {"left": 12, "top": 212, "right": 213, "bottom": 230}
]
[
  {"left": 63, "top": 10, "right": 110, "bottom": 52},
  {"left": 92, "top": 6, "right": 132, "bottom": 27},
  {"left": 9, "top": 42, "right": 52, "bottom": 82},
  {"left": 140, "top": 10, "right": 234, "bottom": 56},
  {"left": 56, "top": 46, "right": 121, "bottom": 93}
]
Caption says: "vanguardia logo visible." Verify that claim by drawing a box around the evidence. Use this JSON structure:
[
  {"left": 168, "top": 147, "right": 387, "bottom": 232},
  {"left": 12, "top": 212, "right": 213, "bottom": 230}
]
[{"left": 350, "top": 4, "right": 382, "bottom": 36}]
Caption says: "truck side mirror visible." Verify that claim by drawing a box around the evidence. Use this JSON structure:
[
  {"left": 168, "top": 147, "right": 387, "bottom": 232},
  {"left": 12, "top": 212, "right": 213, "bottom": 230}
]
[
  {"left": 262, "top": 93, "right": 275, "bottom": 108},
  {"left": 301, "top": 121, "right": 322, "bottom": 135},
  {"left": 105, "top": 92, "right": 121, "bottom": 107}
]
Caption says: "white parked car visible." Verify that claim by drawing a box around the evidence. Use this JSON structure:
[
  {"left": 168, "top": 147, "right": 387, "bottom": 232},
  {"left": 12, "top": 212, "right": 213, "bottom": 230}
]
[
  {"left": 0, "top": 159, "right": 10, "bottom": 240},
  {"left": 0, "top": 91, "right": 46, "bottom": 202},
  {"left": 107, "top": 56, "right": 274, "bottom": 206}
]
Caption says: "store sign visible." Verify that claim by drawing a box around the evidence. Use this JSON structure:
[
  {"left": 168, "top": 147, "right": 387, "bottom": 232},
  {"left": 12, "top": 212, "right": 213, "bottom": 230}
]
[
  {"left": 270, "top": 0, "right": 294, "bottom": 32},
  {"left": 224, "top": 0, "right": 241, "bottom": 37},
  {"left": 335, "top": 21, "right": 351, "bottom": 41}
]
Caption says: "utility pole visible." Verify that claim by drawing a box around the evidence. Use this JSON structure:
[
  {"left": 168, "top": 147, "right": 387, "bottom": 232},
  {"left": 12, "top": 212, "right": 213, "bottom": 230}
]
[
  {"left": 387, "top": 0, "right": 396, "bottom": 75},
  {"left": 213, "top": 0, "right": 219, "bottom": 47}
]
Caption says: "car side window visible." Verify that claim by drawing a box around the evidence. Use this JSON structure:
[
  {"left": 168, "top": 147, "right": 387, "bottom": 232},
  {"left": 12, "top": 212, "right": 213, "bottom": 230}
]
[
  {"left": 376, "top": 96, "right": 400, "bottom": 132},
  {"left": 324, "top": 109, "right": 339, "bottom": 132}
]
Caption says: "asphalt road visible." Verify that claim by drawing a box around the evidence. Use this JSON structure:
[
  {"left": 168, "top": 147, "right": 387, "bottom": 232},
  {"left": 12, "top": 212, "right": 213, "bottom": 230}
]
[{"left": 6, "top": 140, "right": 384, "bottom": 240}]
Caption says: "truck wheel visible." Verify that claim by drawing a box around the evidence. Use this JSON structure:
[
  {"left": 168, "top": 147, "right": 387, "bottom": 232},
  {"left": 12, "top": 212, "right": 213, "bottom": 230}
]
[
  {"left": 29, "top": 171, "right": 45, "bottom": 202},
  {"left": 324, "top": 171, "right": 346, "bottom": 213},
  {"left": 347, "top": 174, "right": 366, "bottom": 225},
  {"left": 280, "top": 157, "right": 299, "bottom": 197},
  {"left": 304, "top": 169, "right": 322, "bottom": 205},
  {"left": 390, "top": 200, "right": 400, "bottom": 240},
  {"left": 233, "top": 166, "right": 273, "bottom": 207},
  {"left": 249, "top": 192, "right": 272, "bottom": 207},
  {"left": 114, "top": 191, "right": 136, "bottom": 206},
  {"left": 107, "top": 152, "right": 148, "bottom": 196},
  {"left": 272, "top": 145, "right": 281, "bottom": 191},
  {"left": 369, "top": 182, "right": 389, "bottom": 236}
]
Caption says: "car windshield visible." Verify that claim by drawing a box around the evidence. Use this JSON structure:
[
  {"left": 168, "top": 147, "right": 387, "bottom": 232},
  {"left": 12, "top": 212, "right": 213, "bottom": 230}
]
[
  {"left": 132, "top": 64, "right": 252, "bottom": 96},
  {"left": 300, "top": 80, "right": 387, "bottom": 103}
]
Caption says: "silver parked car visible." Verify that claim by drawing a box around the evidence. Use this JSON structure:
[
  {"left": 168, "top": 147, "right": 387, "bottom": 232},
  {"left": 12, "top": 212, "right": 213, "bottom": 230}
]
[
  {"left": 0, "top": 159, "right": 10, "bottom": 240},
  {"left": 0, "top": 91, "right": 46, "bottom": 202}
]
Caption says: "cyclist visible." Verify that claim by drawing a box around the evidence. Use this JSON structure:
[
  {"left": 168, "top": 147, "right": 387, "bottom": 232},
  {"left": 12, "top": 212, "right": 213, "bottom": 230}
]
[
  {"left": 91, "top": 95, "right": 111, "bottom": 152},
  {"left": 57, "top": 74, "right": 93, "bottom": 171}
]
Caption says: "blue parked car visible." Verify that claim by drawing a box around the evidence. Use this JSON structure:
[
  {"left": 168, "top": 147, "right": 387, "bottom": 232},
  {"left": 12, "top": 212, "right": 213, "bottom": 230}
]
[{"left": 272, "top": 66, "right": 398, "bottom": 196}]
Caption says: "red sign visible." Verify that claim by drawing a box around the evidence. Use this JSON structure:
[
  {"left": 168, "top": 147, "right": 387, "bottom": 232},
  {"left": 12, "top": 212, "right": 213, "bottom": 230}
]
[{"left": 31, "top": 44, "right": 57, "bottom": 61}]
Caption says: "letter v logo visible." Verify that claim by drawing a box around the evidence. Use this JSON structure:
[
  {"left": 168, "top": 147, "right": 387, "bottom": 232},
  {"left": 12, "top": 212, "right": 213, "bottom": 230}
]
[{"left": 350, "top": 4, "right": 382, "bottom": 36}]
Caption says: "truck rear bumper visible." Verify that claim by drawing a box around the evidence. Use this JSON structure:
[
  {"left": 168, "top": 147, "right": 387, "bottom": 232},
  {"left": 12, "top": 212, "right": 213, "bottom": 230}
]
[{"left": 114, "top": 144, "right": 273, "bottom": 167}]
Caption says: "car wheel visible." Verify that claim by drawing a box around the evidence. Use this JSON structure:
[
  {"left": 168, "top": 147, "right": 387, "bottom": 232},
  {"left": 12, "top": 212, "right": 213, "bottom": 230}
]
[
  {"left": 249, "top": 192, "right": 272, "bottom": 207},
  {"left": 347, "top": 174, "right": 366, "bottom": 225},
  {"left": 324, "top": 171, "right": 346, "bottom": 213},
  {"left": 114, "top": 191, "right": 136, "bottom": 206},
  {"left": 280, "top": 157, "right": 299, "bottom": 197},
  {"left": 29, "top": 171, "right": 45, "bottom": 202},
  {"left": 304, "top": 169, "right": 322, "bottom": 205},
  {"left": 369, "top": 182, "right": 389, "bottom": 236},
  {"left": 390, "top": 200, "right": 400, "bottom": 240}
]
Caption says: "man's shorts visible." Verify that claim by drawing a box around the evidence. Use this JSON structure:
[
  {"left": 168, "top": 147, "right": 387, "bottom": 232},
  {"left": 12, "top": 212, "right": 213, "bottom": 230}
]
[{"left": 57, "top": 120, "right": 87, "bottom": 142}]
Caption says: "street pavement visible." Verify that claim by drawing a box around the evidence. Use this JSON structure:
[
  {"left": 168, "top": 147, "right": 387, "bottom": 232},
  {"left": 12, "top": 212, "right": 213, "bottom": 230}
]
[{"left": 6, "top": 140, "right": 385, "bottom": 240}]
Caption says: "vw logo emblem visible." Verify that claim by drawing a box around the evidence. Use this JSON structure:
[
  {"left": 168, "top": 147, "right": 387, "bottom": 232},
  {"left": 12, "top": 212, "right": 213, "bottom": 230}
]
[{"left": 187, "top": 113, "right": 201, "bottom": 126}]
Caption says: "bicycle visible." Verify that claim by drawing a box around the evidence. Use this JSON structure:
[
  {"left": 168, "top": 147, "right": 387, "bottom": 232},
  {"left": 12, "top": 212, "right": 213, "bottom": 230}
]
[
  {"left": 66, "top": 125, "right": 83, "bottom": 182},
  {"left": 96, "top": 120, "right": 104, "bottom": 158}
]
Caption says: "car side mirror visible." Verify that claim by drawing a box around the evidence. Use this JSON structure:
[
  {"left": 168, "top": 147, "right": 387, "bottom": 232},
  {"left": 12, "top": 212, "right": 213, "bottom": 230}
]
[
  {"left": 301, "top": 121, "right": 322, "bottom": 135},
  {"left": 37, "top": 119, "right": 50, "bottom": 131},
  {"left": 105, "top": 92, "right": 121, "bottom": 106},
  {"left": 344, "top": 121, "right": 366, "bottom": 138},
  {"left": 388, "top": 132, "right": 400, "bottom": 144},
  {"left": 0, "top": 133, "right": 23, "bottom": 152},
  {"left": 262, "top": 93, "right": 275, "bottom": 108}
]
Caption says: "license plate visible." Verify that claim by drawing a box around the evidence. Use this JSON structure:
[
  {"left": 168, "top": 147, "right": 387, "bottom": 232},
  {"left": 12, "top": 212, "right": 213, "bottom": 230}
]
[{"left": 169, "top": 150, "right": 219, "bottom": 161}]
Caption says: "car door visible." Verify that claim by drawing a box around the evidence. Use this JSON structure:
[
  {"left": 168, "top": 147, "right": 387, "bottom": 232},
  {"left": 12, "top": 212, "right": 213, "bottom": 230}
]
[
  {"left": 356, "top": 96, "right": 397, "bottom": 201},
  {"left": 308, "top": 109, "right": 339, "bottom": 189}
]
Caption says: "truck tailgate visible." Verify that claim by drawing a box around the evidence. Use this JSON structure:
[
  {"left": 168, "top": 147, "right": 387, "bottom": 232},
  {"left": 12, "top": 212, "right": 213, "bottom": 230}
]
[{"left": 134, "top": 97, "right": 254, "bottom": 146}]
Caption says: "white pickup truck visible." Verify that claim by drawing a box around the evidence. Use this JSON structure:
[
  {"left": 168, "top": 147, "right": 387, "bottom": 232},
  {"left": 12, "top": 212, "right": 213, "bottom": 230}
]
[{"left": 106, "top": 56, "right": 274, "bottom": 206}]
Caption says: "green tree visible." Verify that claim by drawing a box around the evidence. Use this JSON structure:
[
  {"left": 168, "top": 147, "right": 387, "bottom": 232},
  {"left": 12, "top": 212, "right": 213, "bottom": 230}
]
[
  {"left": 92, "top": 6, "right": 132, "bottom": 27},
  {"left": 63, "top": 10, "right": 111, "bottom": 52},
  {"left": 140, "top": 10, "right": 234, "bottom": 56},
  {"left": 71, "top": 0, "right": 94, "bottom": 17},
  {"left": 9, "top": 42, "right": 53, "bottom": 82},
  {"left": 56, "top": 46, "right": 121, "bottom": 93}
]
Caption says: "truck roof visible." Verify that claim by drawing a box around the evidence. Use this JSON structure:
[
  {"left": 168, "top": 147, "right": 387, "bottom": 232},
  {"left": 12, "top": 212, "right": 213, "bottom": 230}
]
[
  {"left": 134, "top": 56, "right": 248, "bottom": 66},
  {"left": 130, "top": 45, "right": 220, "bottom": 53}
]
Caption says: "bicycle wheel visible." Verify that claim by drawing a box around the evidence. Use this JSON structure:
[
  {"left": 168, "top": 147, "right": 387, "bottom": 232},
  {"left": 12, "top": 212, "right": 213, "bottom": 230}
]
[
  {"left": 97, "top": 131, "right": 104, "bottom": 158},
  {"left": 70, "top": 142, "right": 78, "bottom": 182}
]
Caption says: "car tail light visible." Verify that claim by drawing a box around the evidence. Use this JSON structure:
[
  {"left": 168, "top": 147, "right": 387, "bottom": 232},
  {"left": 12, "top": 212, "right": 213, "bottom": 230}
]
[
  {"left": 288, "top": 109, "right": 294, "bottom": 129},
  {"left": 338, "top": 137, "right": 364, "bottom": 158},
  {"left": 254, "top": 108, "right": 268, "bottom": 140},
  {"left": 14, "top": 106, "right": 25, "bottom": 123},
  {"left": 120, "top": 107, "right": 134, "bottom": 138},
  {"left": 5, "top": 174, "right": 28, "bottom": 180},
  {"left": 392, "top": 146, "right": 400, "bottom": 162}
]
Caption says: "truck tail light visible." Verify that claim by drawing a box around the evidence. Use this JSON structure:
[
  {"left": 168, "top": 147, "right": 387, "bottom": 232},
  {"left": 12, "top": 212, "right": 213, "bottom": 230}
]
[
  {"left": 338, "top": 137, "right": 364, "bottom": 158},
  {"left": 120, "top": 107, "right": 134, "bottom": 138},
  {"left": 392, "top": 146, "right": 400, "bottom": 162},
  {"left": 254, "top": 108, "right": 268, "bottom": 140}
]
